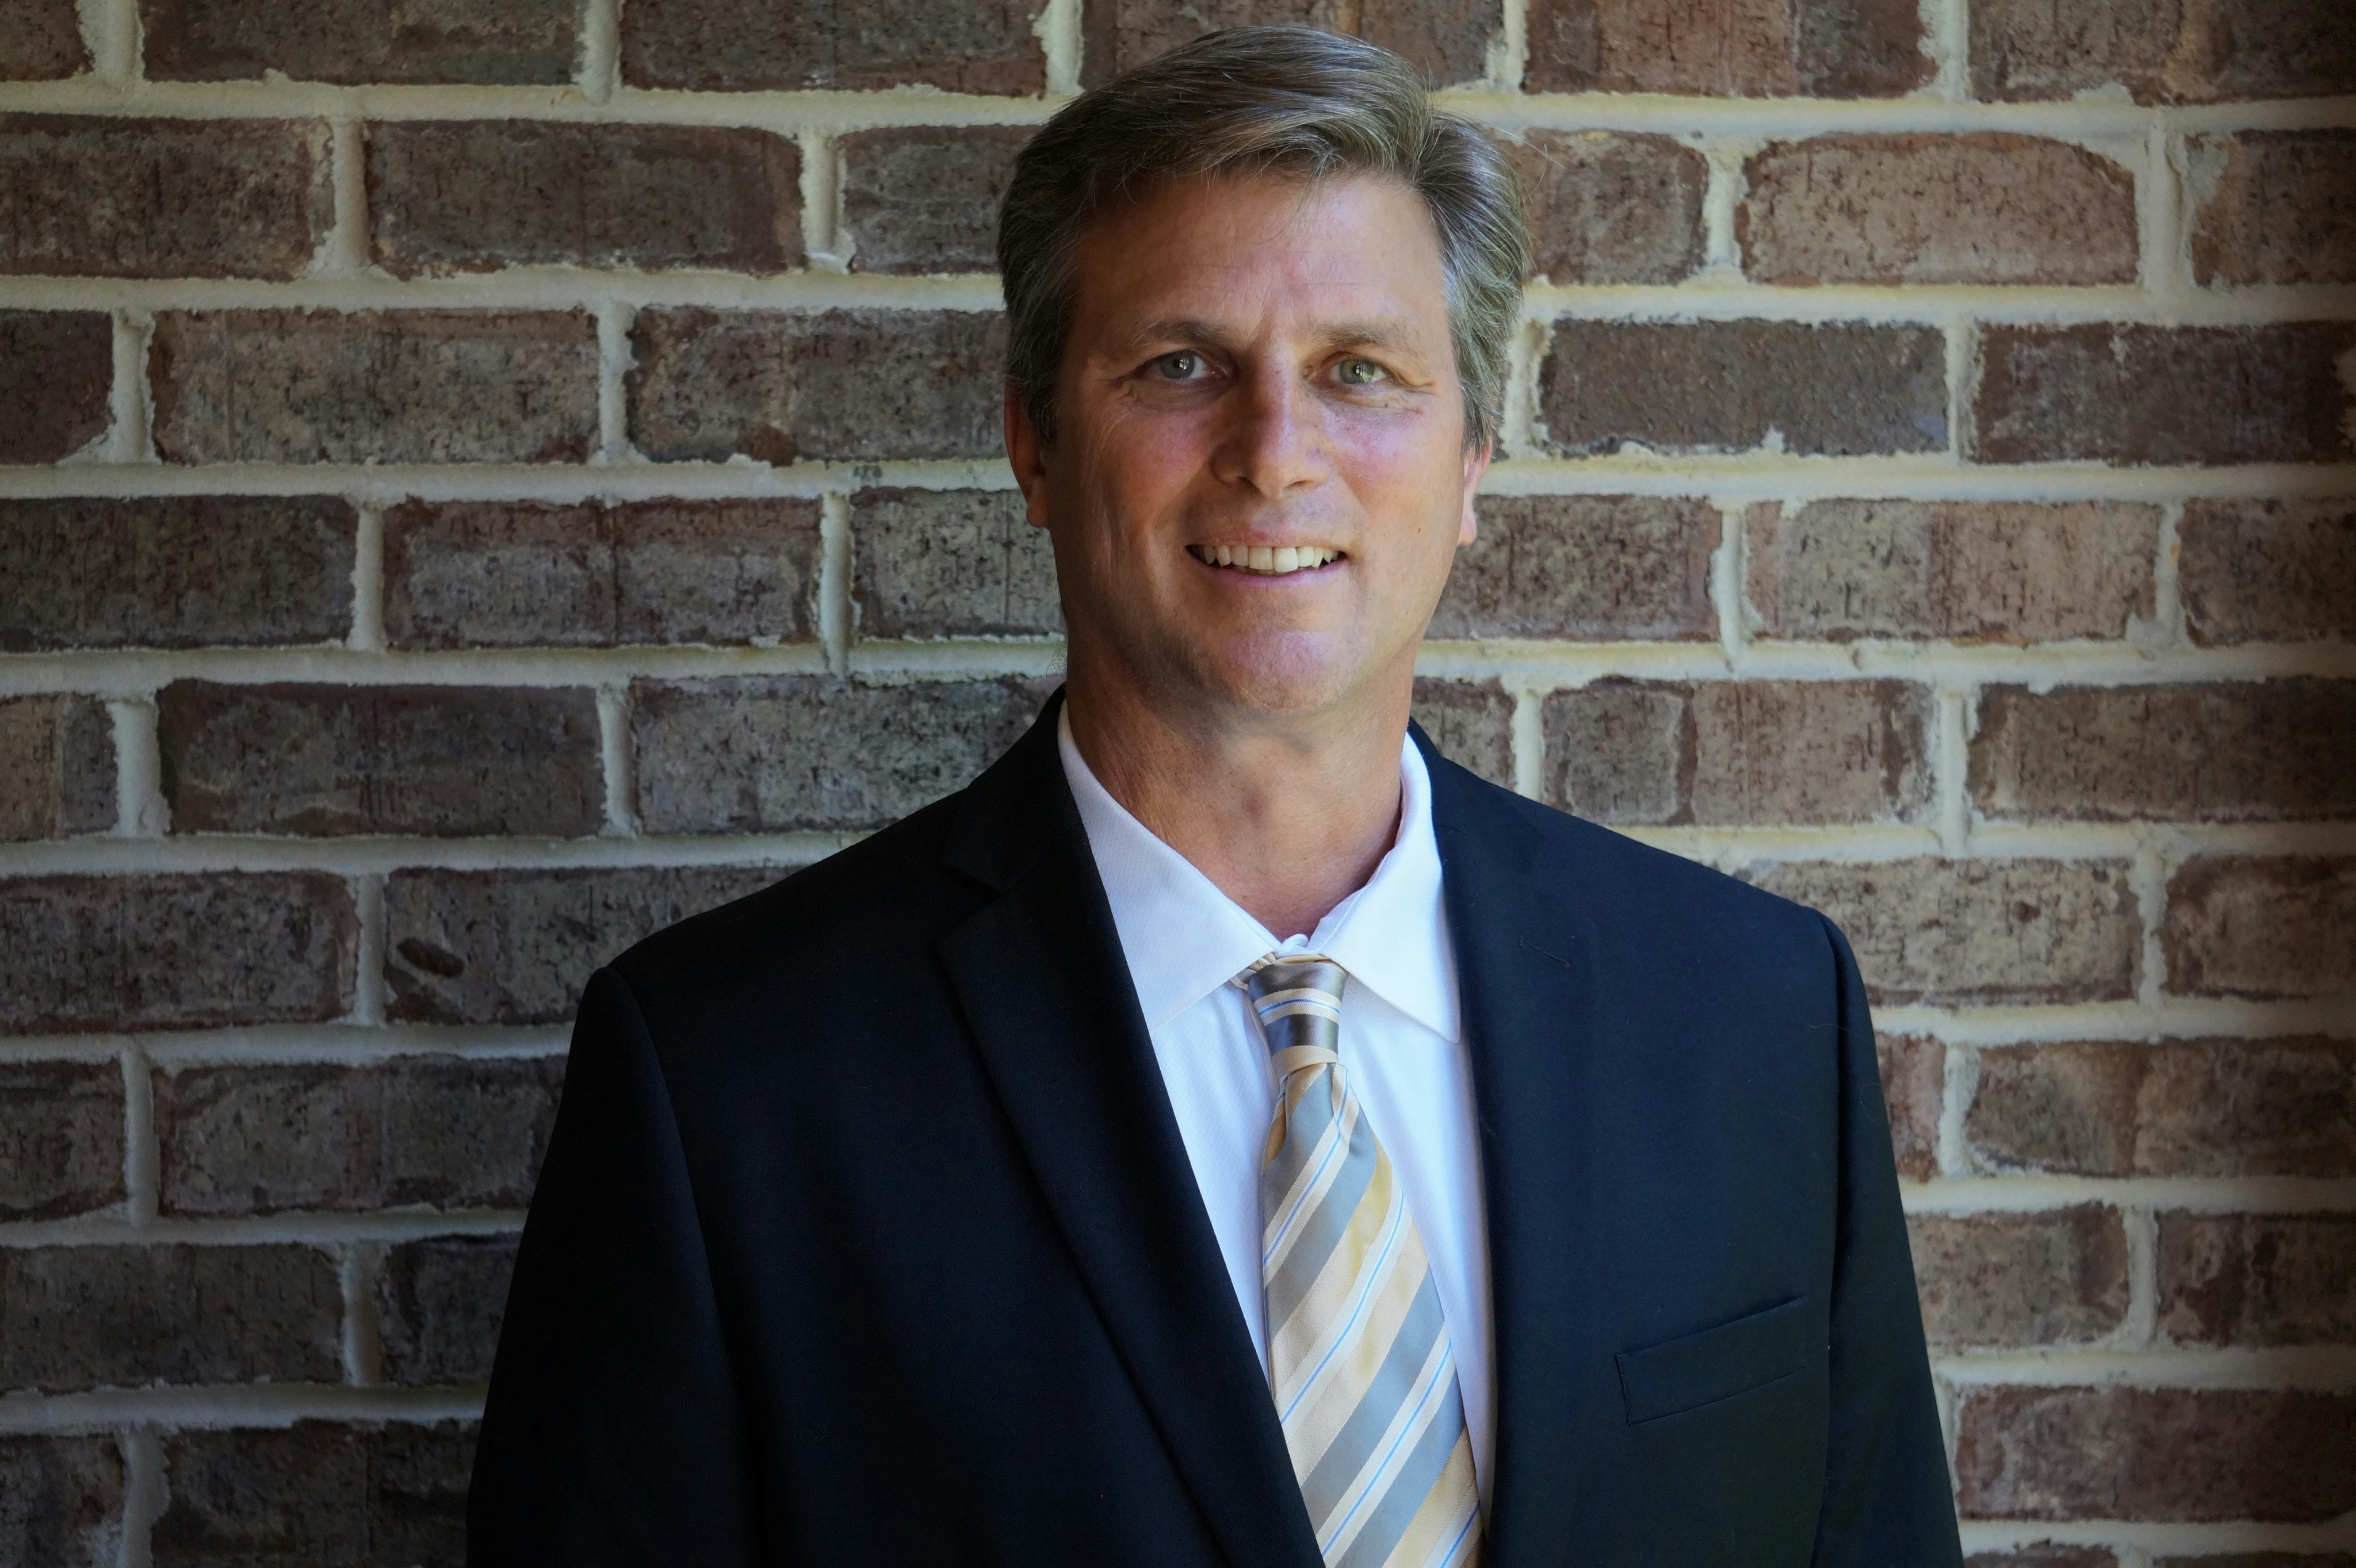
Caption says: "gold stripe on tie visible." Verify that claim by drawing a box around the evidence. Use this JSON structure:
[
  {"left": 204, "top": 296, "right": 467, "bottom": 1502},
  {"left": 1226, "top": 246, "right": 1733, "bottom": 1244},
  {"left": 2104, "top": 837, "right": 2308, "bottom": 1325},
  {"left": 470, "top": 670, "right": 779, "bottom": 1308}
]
[{"left": 1245, "top": 955, "right": 1481, "bottom": 1568}]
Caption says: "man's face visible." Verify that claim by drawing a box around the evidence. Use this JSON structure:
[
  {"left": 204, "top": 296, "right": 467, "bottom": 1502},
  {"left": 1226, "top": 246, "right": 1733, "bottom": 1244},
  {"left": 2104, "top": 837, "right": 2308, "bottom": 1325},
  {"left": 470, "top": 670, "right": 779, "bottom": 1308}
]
[{"left": 1008, "top": 171, "right": 1486, "bottom": 722}]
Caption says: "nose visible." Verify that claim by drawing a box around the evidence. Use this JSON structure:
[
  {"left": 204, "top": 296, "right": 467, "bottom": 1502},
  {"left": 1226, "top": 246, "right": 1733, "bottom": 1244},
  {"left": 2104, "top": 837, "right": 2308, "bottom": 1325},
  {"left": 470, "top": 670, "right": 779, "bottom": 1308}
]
[{"left": 1210, "top": 358, "right": 1330, "bottom": 498}]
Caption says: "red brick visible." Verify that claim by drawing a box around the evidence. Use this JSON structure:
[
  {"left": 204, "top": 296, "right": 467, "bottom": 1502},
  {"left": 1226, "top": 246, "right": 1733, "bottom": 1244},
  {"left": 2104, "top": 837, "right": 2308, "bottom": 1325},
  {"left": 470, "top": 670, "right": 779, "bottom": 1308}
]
[
  {"left": 0, "top": 1436, "right": 123, "bottom": 1568},
  {"left": 1908, "top": 1207, "right": 2130, "bottom": 1347},
  {"left": 1739, "top": 134, "right": 2136, "bottom": 286},
  {"left": 156, "top": 682, "right": 603, "bottom": 837},
  {"left": 2190, "top": 131, "right": 2356, "bottom": 287},
  {"left": 1544, "top": 678, "right": 1932, "bottom": 825},
  {"left": 154, "top": 1058, "right": 563, "bottom": 1215},
  {"left": 841, "top": 127, "right": 1030, "bottom": 276},
  {"left": 1083, "top": 0, "right": 1501, "bottom": 87},
  {"left": 1410, "top": 679, "right": 1514, "bottom": 790},
  {"left": 850, "top": 488, "right": 1060, "bottom": 640},
  {"left": 150, "top": 309, "right": 599, "bottom": 465},
  {"left": 382, "top": 866, "right": 779, "bottom": 1025},
  {"left": 1504, "top": 131, "right": 1708, "bottom": 285},
  {"left": 0, "top": 311, "right": 110, "bottom": 464},
  {"left": 1970, "top": 0, "right": 2356, "bottom": 104},
  {"left": 2162, "top": 856, "right": 2356, "bottom": 1001},
  {"left": 0, "top": 695, "right": 115, "bottom": 840},
  {"left": 1542, "top": 320, "right": 1948, "bottom": 456},
  {"left": 0, "top": 873, "right": 355, "bottom": 1034},
  {"left": 621, "top": 0, "right": 1044, "bottom": 92},
  {"left": 1970, "top": 680, "right": 2356, "bottom": 823},
  {"left": 154, "top": 1422, "right": 472, "bottom": 1566},
  {"left": 1746, "top": 859, "right": 2140, "bottom": 1006},
  {"left": 142, "top": 0, "right": 575, "bottom": 83},
  {"left": 1745, "top": 499, "right": 2158, "bottom": 644},
  {"left": 1966, "top": 1550, "right": 2116, "bottom": 1568},
  {"left": 368, "top": 122, "right": 801, "bottom": 278},
  {"left": 380, "top": 1234, "right": 518, "bottom": 1385},
  {"left": 0, "top": 496, "right": 356, "bottom": 651},
  {"left": 1431, "top": 495, "right": 1718, "bottom": 641},
  {"left": 0, "top": 0, "right": 88, "bottom": 79},
  {"left": 1955, "top": 1386, "right": 2356, "bottom": 1521},
  {"left": 1527, "top": 0, "right": 1930, "bottom": 95},
  {"left": 0, "top": 1244, "right": 341, "bottom": 1391},
  {"left": 0, "top": 1062, "right": 124, "bottom": 1221},
  {"left": 381, "top": 499, "right": 822, "bottom": 650},
  {"left": 1877, "top": 1032, "right": 1942, "bottom": 1181},
  {"left": 2156, "top": 1212, "right": 2356, "bottom": 1347},
  {"left": 2179, "top": 497, "right": 2356, "bottom": 647},
  {"left": 1973, "top": 323, "right": 2356, "bottom": 466},
  {"left": 632, "top": 675, "right": 1050, "bottom": 832},
  {"left": 629, "top": 308, "right": 1008, "bottom": 464}
]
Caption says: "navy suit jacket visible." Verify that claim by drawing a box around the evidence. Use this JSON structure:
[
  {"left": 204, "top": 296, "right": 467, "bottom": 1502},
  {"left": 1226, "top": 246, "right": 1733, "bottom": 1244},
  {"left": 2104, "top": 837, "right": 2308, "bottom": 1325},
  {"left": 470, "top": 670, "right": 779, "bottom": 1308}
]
[{"left": 468, "top": 691, "right": 1963, "bottom": 1566}]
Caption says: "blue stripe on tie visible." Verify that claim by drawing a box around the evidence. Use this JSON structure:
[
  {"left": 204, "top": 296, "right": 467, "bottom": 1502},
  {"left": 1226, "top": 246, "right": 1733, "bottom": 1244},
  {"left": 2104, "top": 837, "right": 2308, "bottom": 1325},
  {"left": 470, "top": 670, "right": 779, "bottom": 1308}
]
[
  {"left": 1261, "top": 1070, "right": 1344, "bottom": 1248},
  {"left": 1264, "top": 1093, "right": 1352, "bottom": 1269},
  {"left": 1263, "top": 1106, "right": 1382, "bottom": 1337},
  {"left": 1328, "top": 1368, "right": 1467, "bottom": 1568},
  {"left": 1276, "top": 1185, "right": 1410, "bottom": 1425},
  {"left": 1436, "top": 1507, "right": 1479, "bottom": 1568},
  {"left": 1297, "top": 1272, "right": 1446, "bottom": 1524}
]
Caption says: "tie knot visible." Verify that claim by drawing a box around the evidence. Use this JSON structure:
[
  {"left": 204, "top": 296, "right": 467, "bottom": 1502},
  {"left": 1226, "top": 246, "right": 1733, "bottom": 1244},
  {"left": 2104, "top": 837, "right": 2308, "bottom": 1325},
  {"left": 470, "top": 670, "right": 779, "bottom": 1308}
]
[{"left": 1244, "top": 955, "right": 1347, "bottom": 1056}]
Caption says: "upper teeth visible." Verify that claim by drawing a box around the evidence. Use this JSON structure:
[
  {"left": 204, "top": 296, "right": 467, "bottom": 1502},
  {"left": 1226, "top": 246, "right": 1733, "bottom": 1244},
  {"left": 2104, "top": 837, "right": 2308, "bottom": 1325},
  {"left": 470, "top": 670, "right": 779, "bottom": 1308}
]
[{"left": 1193, "top": 544, "right": 1341, "bottom": 574}]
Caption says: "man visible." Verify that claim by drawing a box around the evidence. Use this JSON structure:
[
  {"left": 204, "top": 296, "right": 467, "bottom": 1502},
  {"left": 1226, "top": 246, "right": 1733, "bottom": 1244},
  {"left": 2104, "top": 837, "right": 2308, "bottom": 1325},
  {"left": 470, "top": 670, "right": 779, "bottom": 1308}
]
[{"left": 469, "top": 27, "right": 1961, "bottom": 1567}]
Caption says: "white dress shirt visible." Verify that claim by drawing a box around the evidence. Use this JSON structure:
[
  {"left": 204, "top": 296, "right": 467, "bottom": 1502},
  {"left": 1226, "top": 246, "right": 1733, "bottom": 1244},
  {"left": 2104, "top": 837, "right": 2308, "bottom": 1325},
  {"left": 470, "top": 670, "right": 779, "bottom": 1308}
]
[{"left": 1056, "top": 710, "right": 1496, "bottom": 1504}]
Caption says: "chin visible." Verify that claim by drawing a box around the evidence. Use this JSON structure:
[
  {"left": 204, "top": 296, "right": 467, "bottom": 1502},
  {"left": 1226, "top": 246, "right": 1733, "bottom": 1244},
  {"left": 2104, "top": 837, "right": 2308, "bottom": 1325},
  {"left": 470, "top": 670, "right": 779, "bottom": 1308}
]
[{"left": 1183, "top": 630, "right": 1367, "bottom": 718}]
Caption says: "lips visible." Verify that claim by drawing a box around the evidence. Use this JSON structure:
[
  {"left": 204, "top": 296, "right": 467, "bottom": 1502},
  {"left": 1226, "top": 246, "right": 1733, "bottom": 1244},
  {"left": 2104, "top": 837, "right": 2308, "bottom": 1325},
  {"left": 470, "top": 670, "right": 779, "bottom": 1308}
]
[{"left": 1187, "top": 543, "right": 1343, "bottom": 575}]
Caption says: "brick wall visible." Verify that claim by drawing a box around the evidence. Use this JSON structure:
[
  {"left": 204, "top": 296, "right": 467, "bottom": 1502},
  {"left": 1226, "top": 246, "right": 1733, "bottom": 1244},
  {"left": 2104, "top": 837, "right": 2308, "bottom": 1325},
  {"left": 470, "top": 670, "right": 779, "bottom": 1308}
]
[{"left": 1, "top": 0, "right": 2351, "bottom": 1562}]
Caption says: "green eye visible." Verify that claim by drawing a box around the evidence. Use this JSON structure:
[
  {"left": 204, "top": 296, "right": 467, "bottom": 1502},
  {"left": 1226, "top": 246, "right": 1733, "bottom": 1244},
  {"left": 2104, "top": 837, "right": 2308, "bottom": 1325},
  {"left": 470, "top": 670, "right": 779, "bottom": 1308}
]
[
  {"left": 1153, "top": 352, "right": 1199, "bottom": 379},
  {"left": 1338, "top": 358, "right": 1385, "bottom": 385}
]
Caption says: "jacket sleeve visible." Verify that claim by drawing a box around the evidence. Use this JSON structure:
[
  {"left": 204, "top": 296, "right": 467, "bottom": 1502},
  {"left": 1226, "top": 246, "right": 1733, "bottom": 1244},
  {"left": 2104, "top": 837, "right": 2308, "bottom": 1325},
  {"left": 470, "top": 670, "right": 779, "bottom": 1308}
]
[
  {"left": 468, "top": 966, "right": 758, "bottom": 1567},
  {"left": 1810, "top": 917, "right": 1964, "bottom": 1568}
]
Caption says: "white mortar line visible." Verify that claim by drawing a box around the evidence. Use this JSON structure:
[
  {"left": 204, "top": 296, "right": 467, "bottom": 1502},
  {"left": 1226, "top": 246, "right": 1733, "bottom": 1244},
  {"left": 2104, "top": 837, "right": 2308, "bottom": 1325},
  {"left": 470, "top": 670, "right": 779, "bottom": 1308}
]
[
  {"left": 76, "top": 0, "right": 137, "bottom": 87},
  {"left": 0, "top": 829, "right": 858, "bottom": 877},
  {"left": 2144, "top": 117, "right": 2191, "bottom": 305},
  {"left": 1498, "top": 319, "right": 1544, "bottom": 460},
  {"left": 1034, "top": 0, "right": 1081, "bottom": 98},
  {"left": 0, "top": 1384, "right": 487, "bottom": 1436},
  {"left": 2123, "top": 1203, "right": 2159, "bottom": 1345},
  {"left": 87, "top": 313, "right": 155, "bottom": 466},
  {"left": 593, "top": 299, "right": 636, "bottom": 462},
  {"left": 2130, "top": 843, "right": 2172, "bottom": 1007},
  {"left": 0, "top": 1210, "right": 525, "bottom": 1249},
  {"left": 316, "top": 119, "right": 372, "bottom": 277},
  {"left": 347, "top": 502, "right": 385, "bottom": 652},
  {"left": 1942, "top": 316, "right": 1975, "bottom": 462},
  {"left": 0, "top": 269, "right": 1008, "bottom": 313},
  {"left": 1483, "top": 0, "right": 1527, "bottom": 91},
  {"left": 118, "top": 1427, "right": 163, "bottom": 1568},
  {"left": 1697, "top": 140, "right": 1753, "bottom": 278},
  {"left": 595, "top": 686, "right": 641, "bottom": 836},
  {"left": 105, "top": 697, "right": 165, "bottom": 838},
  {"left": 577, "top": 0, "right": 621, "bottom": 106},
  {"left": 1934, "top": 1041, "right": 1978, "bottom": 1179},
  {"left": 1707, "top": 500, "right": 1747, "bottom": 664},
  {"left": 120, "top": 1041, "right": 156, "bottom": 1228},
  {"left": 1903, "top": 1176, "right": 2356, "bottom": 1215},
  {"left": 339, "top": 1241, "right": 385, "bottom": 1385},
  {"left": 1933, "top": 687, "right": 1971, "bottom": 854},
  {"left": 1934, "top": 1344, "right": 2356, "bottom": 1389},
  {"left": 1421, "top": 637, "right": 2356, "bottom": 686},
  {"left": 1876, "top": 996, "right": 2356, "bottom": 1043},
  {"left": 350, "top": 871, "right": 387, "bottom": 1025},
  {"left": 819, "top": 492, "right": 853, "bottom": 673},
  {"left": 1509, "top": 686, "right": 1543, "bottom": 801},
  {"left": 1923, "top": 0, "right": 1967, "bottom": 102},
  {"left": 798, "top": 131, "right": 844, "bottom": 270},
  {"left": 1959, "top": 1522, "right": 2356, "bottom": 1558},
  {"left": 2145, "top": 500, "right": 2190, "bottom": 651}
]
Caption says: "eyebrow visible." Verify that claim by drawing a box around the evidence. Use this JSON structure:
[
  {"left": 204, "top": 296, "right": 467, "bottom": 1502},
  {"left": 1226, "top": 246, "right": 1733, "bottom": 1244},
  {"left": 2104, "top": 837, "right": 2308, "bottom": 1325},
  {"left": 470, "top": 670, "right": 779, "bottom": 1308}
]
[{"left": 1116, "top": 318, "right": 1425, "bottom": 357}]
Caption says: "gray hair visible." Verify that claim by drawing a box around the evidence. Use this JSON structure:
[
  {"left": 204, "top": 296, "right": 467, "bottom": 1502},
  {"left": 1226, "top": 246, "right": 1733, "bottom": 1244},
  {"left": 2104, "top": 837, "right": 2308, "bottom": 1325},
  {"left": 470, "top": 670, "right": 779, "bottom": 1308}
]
[{"left": 996, "top": 26, "right": 1529, "bottom": 452}]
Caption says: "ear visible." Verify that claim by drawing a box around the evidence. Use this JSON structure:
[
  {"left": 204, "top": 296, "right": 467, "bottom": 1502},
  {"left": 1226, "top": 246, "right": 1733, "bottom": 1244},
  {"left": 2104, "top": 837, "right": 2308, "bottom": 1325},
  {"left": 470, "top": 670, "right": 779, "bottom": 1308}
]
[
  {"left": 1457, "top": 436, "right": 1491, "bottom": 546},
  {"left": 1004, "top": 381, "right": 1052, "bottom": 528}
]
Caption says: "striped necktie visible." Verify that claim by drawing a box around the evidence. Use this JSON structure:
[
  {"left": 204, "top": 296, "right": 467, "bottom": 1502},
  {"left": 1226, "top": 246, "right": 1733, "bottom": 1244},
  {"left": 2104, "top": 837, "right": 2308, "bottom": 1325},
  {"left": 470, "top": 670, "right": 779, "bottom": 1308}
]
[{"left": 1246, "top": 955, "right": 1481, "bottom": 1568}]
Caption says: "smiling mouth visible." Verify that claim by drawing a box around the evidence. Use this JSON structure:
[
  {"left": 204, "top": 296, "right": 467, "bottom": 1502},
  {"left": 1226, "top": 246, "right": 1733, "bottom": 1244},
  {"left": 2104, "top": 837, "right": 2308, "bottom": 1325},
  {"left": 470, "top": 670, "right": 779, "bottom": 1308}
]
[{"left": 1187, "top": 544, "right": 1344, "bottom": 575}]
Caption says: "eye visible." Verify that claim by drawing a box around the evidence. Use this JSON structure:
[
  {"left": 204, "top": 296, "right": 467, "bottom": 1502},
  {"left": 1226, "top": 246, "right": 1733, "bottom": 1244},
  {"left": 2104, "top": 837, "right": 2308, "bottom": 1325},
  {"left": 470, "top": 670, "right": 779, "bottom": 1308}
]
[
  {"left": 1336, "top": 357, "right": 1387, "bottom": 386},
  {"left": 1150, "top": 351, "right": 1203, "bottom": 380}
]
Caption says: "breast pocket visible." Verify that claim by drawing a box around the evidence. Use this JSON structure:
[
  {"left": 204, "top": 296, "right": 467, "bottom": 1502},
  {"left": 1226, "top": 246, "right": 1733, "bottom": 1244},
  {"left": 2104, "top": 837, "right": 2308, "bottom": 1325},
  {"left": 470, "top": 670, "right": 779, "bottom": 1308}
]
[{"left": 1615, "top": 1297, "right": 1813, "bottom": 1425}]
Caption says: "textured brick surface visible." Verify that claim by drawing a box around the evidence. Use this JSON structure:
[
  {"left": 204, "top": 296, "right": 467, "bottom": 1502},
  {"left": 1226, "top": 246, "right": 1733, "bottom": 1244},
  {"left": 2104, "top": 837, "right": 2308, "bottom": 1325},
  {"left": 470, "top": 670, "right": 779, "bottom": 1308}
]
[
  {"left": 0, "top": 1436, "right": 123, "bottom": 1568},
  {"left": 0, "top": 695, "right": 116, "bottom": 840},
  {"left": 1745, "top": 499, "right": 2158, "bottom": 644},
  {"left": 150, "top": 309, "right": 599, "bottom": 465},
  {"left": 1430, "top": 495, "right": 1718, "bottom": 641},
  {"left": 1503, "top": 131, "right": 1708, "bottom": 286},
  {"left": 0, "top": 117, "right": 332, "bottom": 280},
  {"left": 1973, "top": 324, "right": 2356, "bottom": 466},
  {"left": 1908, "top": 1207, "right": 2131, "bottom": 1347},
  {"left": 157, "top": 682, "right": 603, "bottom": 837},
  {"left": 0, "top": 311, "right": 112, "bottom": 464},
  {"left": 621, "top": 0, "right": 1045, "bottom": 91},
  {"left": 1955, "top": 1386, "right": 2356, "bottom": 1521},
  {"left": 1410, "top": 679, "right": 1514, "bottom": 789},
  {"left": 633, "top": 676, "right": 1050, "bottom": 832},
  {"left": 1083, "top": 0, "right": 1500, "bottom": 87},
  {"left": 1877, "top": 1033, "right": 1943, "bottom": 1182},
  {"left": 1526, "top": 0, "right": 1929, "bottom": 95},
  {"left": 630, "top": 308, "right": 1008, "bottom": 464},
  {"left": 841, "top": 127, "right": 1031, "bottom": 276},
  {"left": 154, "top": 1058, "right": 563, "bottom": 1215},
  {"left": 0, "top": 0, "right": 87, "bottom": 79},
  {"left": 1544, "top": 678, "right": 1932, "bottom": 825},
  {"left": 1542, "top": 320, "right": 1947, "bottom": 456},
  {"left": 2161, "top": 856, "right": 2356, "bottom": 1001},
  {"left": 1747, "top": 859, "right": 2140, "bottom": 1005},
  {"left": 383, "top": 499, "right": 823, "bottom": 649},
  {"left": 1739, "top": 135, "right": 2136, "bottom": 286},
  {"left": 1965, "top": 1550, "right": 2116, "bottom": 1568},
  {"left": 1969, "top": 0, "right": 2356, "bottom": 104},
  {"left": 2190, "top": 131, "right": 2356, "bottom": 287},
  {"left": 0, "top": 874, "right": 355, "bottom": 1034},
  {"left": 0, "top": 1062, "right": 125, "bottom": 1221},
  {"left": 382, "top": 866, "right": 778, "bottom": 1025},
  {"left": 2179, "top": 497, "right": 2356, "bottom": 647},
  {"left": 851, "top": 488, "right": 1060, "bottom": 640},
  {"left": 0, "top": 1244, "right": 341, "bottom": 1391},
  {"left": 369, "top": 123, "right": 801, "bottom": 277},
  {"left": 142, "top": 0, "right": 576, "bottom": 83},
  {"left": 380, "top": 1235, "right": 519, "bottom": 1385},
  {"left": 2156, "top": 1212, "right": 2356, "bottom": 1347},
  {"left": 154, "top": 1422, "right": 472, "bottom": 1566}
]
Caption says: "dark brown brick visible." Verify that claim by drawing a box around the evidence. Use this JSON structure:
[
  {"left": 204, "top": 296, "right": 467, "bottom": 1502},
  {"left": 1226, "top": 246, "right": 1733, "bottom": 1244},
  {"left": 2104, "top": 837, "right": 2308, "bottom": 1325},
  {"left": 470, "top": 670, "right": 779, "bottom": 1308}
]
[
  {"left": 1740, "top": 134, "right": 2136, "bottom": 286},
  {"left": 143, "top": 0, "right": 575, "bottom": 83},
  {"left": 382, "top": 499, "right": 822, "bottom": 650},
  {"left": 2162, "top": 856, "right": 2356, "bottom": 1001},
  {"left": 0, "top": 695, "right": 115, "bottom": 840},
  {"left": 629, "top": 308, "right": 1007, "bottom": 464},
  {"left": 1973, "top": 324, "right": 2356, "bottom": 466},
  {"left": 1877, "top": 1032, "right": 1942, "bottom": 1181},
  {"left": 1908, "top": 1206, "right": 2131, "bottom": 1347},
  {"left": 1410, "top": 678, "right": 1514, "bottom": 790},
  {"left": 0, "top": 0, "right": 88, "bottom": 79},
  {"left": 1746, "top": 859, "right": 2140, "bottom": 1006},
  {"left": 157, "top": 682, "right": 603, "bottom": 837},
  {"left": 851, "top": 488, "right": 1060, "bottom": 640},
  {"left": 621, "top": 0, "right": 1043, "bottom": 92},
  {"left": 1746, "top": 499, "right": 2159, "bottom": 644},
  {"left": 1527, "top": 0, "right": 1930, "bottom": 95},
  {"left": 1431, "top": 495, "right": 1718, "bottom": 641},
  {"left": 150, "top": 309, "right": 599, "bottom": 465},
  {"left": 632, "top": 675, "right": 1050, "bottom": 832},
  {"left": 0, "top": 1063, "right": 124, "bottom": 1221},
  {"left": 2190, "top": 131, "right": 2356, "bottom": 287},
  {"left": 2155, "top": 1557, "right": 2356, "bottom": 1568},
  {"left": 1083, "top": 0, "right": 1501, "bottom": 87},
  {"left": 2179, "top": 497, "right": 2356, "bottom": 647},
  {"left": 1970, "top": 0, "right": 2356, "bottom": 104},
  {"left": 154, "top": 1057, "right": 563, "bottom": 1215},
  {"left": 1505, "top": 131, "right": 1707, "bottom": 285},
  {"left": 369, "top": 122, "right": 801, "bottom": 278},
  {"left": 0, "top": 496, "right": 356, "bottom": 651},
  {"left": 1971, "top": 680, "right": 2356, "bottom": 824},
  {"left": 154, "top": 1421, "right": 472, "bottom": 1566},
  {"left": 1965, "top": 1550, "right": 2116, "bottom": 1568},
  {"left": 0, "top": 311, "right": 110, "bottom": 464},
  {"left": 841, "top": 127, "right": 1030, "bottom": 276},
  {"left": 0, "top": 1436, "right": 123, "bottom": 1568},
  {"left": 382, "top": 866, "right": 779, "bottom": 1025},
  {"left": 1955, "top": 1386, "right": 2356, "bottom": 1521},
  {"left": 0, "top": 1244, "right": 341, "bottom": 1391},
  {"left": 1544, "top": 679, "right": 1932, "bottom": 825},
  {"left": 2157, "top": 1212, "right": 2356, "bottom": 1347},
  {"left": 0, "top": 873, "right": 355, "bottom": 1034},
  {"left": 1542, "top": 320, "right": 1947, "bottom": 456},
  {"left": 380, "top": 1234, "right": 518, "bottom": 1385}
]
